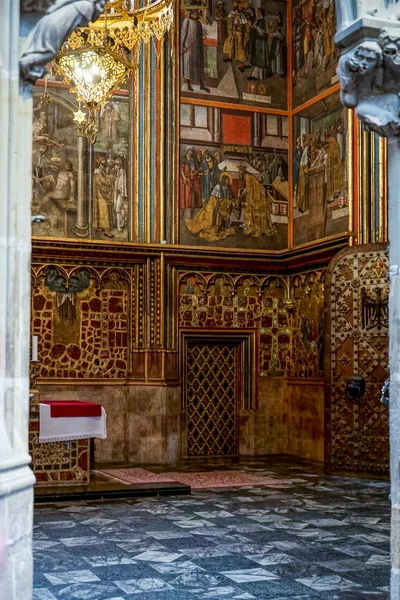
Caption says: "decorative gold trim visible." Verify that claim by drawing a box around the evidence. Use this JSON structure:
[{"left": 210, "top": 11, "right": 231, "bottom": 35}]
[
  {"left": 348, "top": 109, "right": 354, "bottom": 246},
  {"left": 379, "top": 136, "right": 388, "bottom": 243},
  {"left": 371, "top": 132, "right": 376, "bottom": 243},
  {"left": 160, "top": 40, "right": 165, "bottom": 242},
  {"left": 363, "top": 130, "right": 369, "bottom": 244}
]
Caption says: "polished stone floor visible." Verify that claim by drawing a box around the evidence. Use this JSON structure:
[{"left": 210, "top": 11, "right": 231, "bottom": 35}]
[{"left": 33, "top": 457, "right": 391, "bottom": 599}]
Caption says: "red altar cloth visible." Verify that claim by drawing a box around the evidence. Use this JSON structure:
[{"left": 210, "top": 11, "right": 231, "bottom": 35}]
[{"left": 41, "top": 400, "right": 102, "bottom": 418}]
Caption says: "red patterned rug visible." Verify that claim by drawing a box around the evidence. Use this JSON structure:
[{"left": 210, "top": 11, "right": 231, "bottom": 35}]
[{"left": 96, "top": 468, "right": 288, "bottom": 489}]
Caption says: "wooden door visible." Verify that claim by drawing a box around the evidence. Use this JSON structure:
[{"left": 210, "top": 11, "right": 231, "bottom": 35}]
[
  {"left": 325, "top": 245, "right": 389, "bottom": 474},
  {"left": 185, "top": 341, "right": 238, "bottom": 457}
]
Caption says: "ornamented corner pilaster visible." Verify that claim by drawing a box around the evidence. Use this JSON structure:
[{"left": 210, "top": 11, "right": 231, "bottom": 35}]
[{"left": 335, "top": 1, "right": 400, "bottom": 137}]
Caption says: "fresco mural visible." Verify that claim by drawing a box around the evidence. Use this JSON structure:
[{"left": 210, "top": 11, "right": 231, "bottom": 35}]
[
  {"left": 292, "top": 92, "right": 349, "bottom": 246},
  {"left": 180, "top": 0, "right": 288, "bottom": 110},
  {"left": 292, "top": 0, "right": 338, "bottom": 108},
  {"left": 31, "top": 85, "right": 131, "bottom": 241},
  {"left": 179, "top": 104, "right": 289, "bottom": 249}
]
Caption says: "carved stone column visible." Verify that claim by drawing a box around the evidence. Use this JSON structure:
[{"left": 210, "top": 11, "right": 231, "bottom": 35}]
[
  {"left": 335, "top": 3, "right": 400, "bottom": 597},
  {"left": 75, "top": 136, "right": 89, "bottom": 237},
  {"left": 1, "top": 4, "right": 36, "bottom": 600},
  {"left": 0, "top": 2, "right": 108, "bottom": 599}
]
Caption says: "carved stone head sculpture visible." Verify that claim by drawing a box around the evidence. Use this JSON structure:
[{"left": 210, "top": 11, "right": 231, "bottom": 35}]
[{"left": 20, "top": 0, "right": 107, "bottom": 83}]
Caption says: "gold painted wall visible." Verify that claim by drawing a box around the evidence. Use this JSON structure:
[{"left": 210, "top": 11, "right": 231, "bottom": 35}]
[{"left": 29, "top": 0, "right": 389, "bottom": 469}]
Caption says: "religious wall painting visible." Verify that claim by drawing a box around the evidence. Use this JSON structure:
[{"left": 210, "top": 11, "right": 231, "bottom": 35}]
[
  {"left": 292, "top": 92, "right": 350, "bottom": 246},
  {"left": 31, "top": 84, "right": 131, "bottom": 241},
  {"left": 32, "top": 266, "right": 130, "bottom": 379},
  {"left": 179, "top": 104, "right": 288, "bottom": 249},
  {"left": 290, "top": 271, "right": 325, "bottom": 377},
  {"left": 292, "top": 0, "right": 338, "bottom": 108},
  {"left": 180, "top": 0, "right": 288, "bottom": 110}
]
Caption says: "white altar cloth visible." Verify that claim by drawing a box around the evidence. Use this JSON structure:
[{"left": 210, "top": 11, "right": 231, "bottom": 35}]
[{"left": 39, "top": 403, "right": 107, "bottom": 443}]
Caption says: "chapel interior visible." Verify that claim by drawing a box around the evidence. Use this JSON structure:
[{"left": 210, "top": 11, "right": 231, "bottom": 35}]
[{"left": 0, "top": 0, "right": 393, "bottom": 598}]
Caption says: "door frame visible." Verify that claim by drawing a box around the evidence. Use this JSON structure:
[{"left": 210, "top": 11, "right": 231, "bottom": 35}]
[{"left": 179, "top": 328, "right": 257, "bottom": 458}]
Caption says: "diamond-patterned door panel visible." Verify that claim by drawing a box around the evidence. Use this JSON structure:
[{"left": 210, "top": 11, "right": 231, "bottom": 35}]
[
  {"left": 186, "top": 343, "right": 238, "bottom": 456},
  {"left": 326, "top": 246, "right": 389, "bottom": 474}
]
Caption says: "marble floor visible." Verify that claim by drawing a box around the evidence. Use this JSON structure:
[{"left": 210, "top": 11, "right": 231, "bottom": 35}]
[{"left": 33, "top": 458, "right": 391, "bottom": 599}]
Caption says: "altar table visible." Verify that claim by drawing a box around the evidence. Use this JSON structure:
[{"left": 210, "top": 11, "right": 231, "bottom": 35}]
[
  {"left": 29, "top": 399, "right": 107, "bottom": 486},
  {"left": 39, "top": 400, "right": 107, "bottom": 443}
]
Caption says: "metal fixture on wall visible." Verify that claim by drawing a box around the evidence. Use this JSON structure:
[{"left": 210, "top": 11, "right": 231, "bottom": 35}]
[
  {"left": 345, "top": 375, "right": 366, "bottom": 401},
  {"left": 52, "top": 0, "right": 173, "bottom": 142}
]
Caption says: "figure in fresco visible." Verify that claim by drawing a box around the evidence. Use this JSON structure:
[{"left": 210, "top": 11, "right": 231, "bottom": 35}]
[
  {"left": 293, "top": 137, "right": 303, "bottom": 208},
  {"left": 244, "top": 6, "right": 257, "bottom": 69},
  {"left": 185, "top": 172, "right": 237, "bottom": 241},
  {"left": 292, "top": 0, "right": 338, "bottom": 106},
  {"left": 262, "top": 155, "right": 273, "bottom": 186},
  {"left": 114, "top": 157, "right": 127, "bottom": 232},
  {"left": 223, "top": 3, "right": 251, "bottom": 71},
  {"left": 33, "top": 109, "right": 65, "bottom": 149},
  {"left": 315, "top": 23, "right": 327, "bottom": 72},
  {"left": 181, "top": 10, "right": 210, "bottom": 93},
  {"left": 34, "top": 161, "right": 76, "bottom": 230},
  {"left": 93, "top": 155, "right": 115, "bottom": 239},
  {"left": 200, "top": 149, "right": 219, "bottom": 204},
  {"left": 292, "top": 8, "right": 304, "bottom": 82},
  {"left": 270, "top": 11, "right": 286, "bottom": 76},
  {"left": 247, "top": 7, "right": 271, "bottom": 81},
  {"left": 239, "top": 165, "right": 276, "bottom": 237},
  {"left": 296, "top": 135, "right": 310, "bottom": 213},
  {"left": 323, "top": 134, "right": 342, "bottom": 203},
  {"left": 214, "top": 1, "right": 228, "bottom": 44},
  {"left": 214, "top": 150, "right": 223, "bottom": 166},
  {"left": 45, "top": 267, "right": 90, "bottom": 321},
  {"left": 276, "top": 155, "right": 288, "bottom": 180},
  {"left": 302, "top": 2, "right": 316, "bottom": 76},
  {"left": 180, "top": 147, "right": 203, "bottom": 214},
  {"left": 100, "top": 102, "right": 121, "bottom": 145},
  {"left": 32, "top": 144, "right": 51, "bottom": 180}
]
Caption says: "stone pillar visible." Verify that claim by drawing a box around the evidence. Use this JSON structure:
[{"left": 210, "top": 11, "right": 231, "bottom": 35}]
[
  {"left": 334, "top": 2, "right": 400, "bottom": 597},
  {"left": 0, "top": 2, "right": 36, "bottom": 599},
  {"left": 388, "top": 136, "right": 400, "bottom": 597},
  {"left": 75, "top": 136, "right": 89, "bottom": 237},
  {"left": 0, "top": 2, "right": 108, "bottom": 599}
]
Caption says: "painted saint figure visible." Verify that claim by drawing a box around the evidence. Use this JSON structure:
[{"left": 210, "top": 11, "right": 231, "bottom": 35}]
[
  {"left": 270, "top": 11, "right": 287, "bottom": 76},
  {"left": 33, "top": 160, "right": 76, "bottom": 230},
  {"left": 185, "top": 173, "right": 237, "bottom": 242},
  {"left": 93, "top": 155, "right": 115, "bottom": 238},
  {"left": 247, "top": 8, "right": 271, "bottom": 81},
  {"left": 239, "top": 165, "right": 276, "bottom": 237},
  {"left": 214, "top": 1, "right": 228, "bottom": 44},
  {"left": 181, "top": 10, "right": 210, "bottom": 93},
  {"left": 114, "top": 157, "right": 127, "bottom": 232},
  {"left": 100, "top": 102, "right": 121, "bottom": 145},
  {"left": 33, "top": 109, "right": 65, "bottom": 149},
  {"left": 180, "top": 147, "right": 202, "bottom": 213},
  {"left": 200, "top": 149, "right": 219, "bottom": 204},
  {"left": 223, "top": 4, "right": 251, "bottom": 71}
]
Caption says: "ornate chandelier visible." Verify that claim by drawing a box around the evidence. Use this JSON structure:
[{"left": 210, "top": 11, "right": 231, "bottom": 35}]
[{"left": 52, "top": 0, "right": 174, "bottom": 142}]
